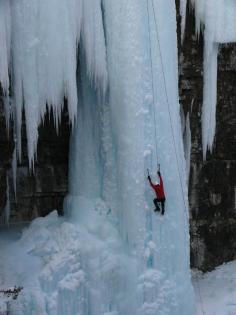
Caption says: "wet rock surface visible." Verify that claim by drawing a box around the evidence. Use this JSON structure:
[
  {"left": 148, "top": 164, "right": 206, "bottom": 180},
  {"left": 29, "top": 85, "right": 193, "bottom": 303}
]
[
  {"left": 0, "top": 97, "right": 14, "bottom": 217},
  {"left": 178, "top": 3, "right": 236, "bottom": 271},
  {"left": 0, "top": 98, "right": 70, "bottom": 223}
]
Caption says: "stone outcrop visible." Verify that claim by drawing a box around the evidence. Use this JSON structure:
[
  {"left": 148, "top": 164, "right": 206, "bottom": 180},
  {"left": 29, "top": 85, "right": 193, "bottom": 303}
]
[
  {"left": 0, "top": 95, "right": 70, "bottom": 223},
  {"left": 0, "top": 97, "right": 14, "bottom": 217},
  {"left": 179, "top": 2, "right": 236, "bottom": 271}
]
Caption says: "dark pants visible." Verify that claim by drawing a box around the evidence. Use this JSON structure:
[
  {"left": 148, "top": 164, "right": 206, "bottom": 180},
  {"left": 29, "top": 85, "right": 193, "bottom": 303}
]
[{"left": 153, "top": 198, "right": 165, "bottom": 215}]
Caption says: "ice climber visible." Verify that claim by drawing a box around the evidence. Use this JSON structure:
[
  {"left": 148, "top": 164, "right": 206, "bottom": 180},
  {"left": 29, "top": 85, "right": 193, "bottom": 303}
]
[{"left": 147, "top": 171, "right": 166, "bottom": 215}]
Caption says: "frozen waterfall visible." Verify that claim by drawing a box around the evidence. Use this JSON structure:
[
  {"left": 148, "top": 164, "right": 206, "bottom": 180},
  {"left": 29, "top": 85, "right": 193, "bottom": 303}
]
[
  {"left": 0, "top": 0, "right": 196, "bottom": 314},
  {"left": 63, "top": 0, "right": 196, "bottom": 313}
]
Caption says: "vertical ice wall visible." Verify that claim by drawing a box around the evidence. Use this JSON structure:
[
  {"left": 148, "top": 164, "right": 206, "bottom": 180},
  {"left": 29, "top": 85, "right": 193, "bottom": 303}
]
[
  {"left": 181, "top": 108, "right": 191, "bottom": 184},
  {"left": 180, "top": 0, "right": 187, "bottom": 42},
  {"left": 0, "top": 0, "right": 197, "bottom": 313},
  {"left": 102, "top": 1, "right": 148, "bottom": 251},
  {"left": 191, "top": 0, "right": 236, "bottom": 158},
  {"left": 184, "top": 113, "right": 191, "bottom": 183},
  {"left": 66, "top": 0, "right": 196, "bottom": 314}
]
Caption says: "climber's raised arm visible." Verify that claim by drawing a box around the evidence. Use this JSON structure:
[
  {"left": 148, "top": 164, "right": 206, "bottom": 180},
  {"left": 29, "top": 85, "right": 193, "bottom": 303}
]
[{"left": 147, "top": 175, "right": 156, "bottom": 190}]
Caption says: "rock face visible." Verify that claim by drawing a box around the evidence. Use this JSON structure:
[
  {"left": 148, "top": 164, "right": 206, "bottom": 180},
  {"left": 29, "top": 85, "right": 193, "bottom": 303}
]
[
  {"left": 179, "top": 3, "right": 236, "bottom": 271},
  {"left": 0, "top": 3, "right": 235, "bottom": 271},
  {"left": 0, "top": 95, "right": 70, "bottom": 223},
  {"left": 0, "top": 97, "right": 14, "bottom": 217}
]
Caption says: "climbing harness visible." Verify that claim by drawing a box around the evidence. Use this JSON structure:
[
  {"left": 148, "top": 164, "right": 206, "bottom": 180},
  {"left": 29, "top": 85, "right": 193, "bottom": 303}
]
[{"left": 146, "top": 1, "right": 206, "bottom": 314}]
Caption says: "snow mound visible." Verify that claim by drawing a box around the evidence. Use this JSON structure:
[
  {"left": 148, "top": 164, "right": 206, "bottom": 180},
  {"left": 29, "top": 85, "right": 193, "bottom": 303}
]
[
  {"left": 0, "top": 205, "right": 137, "bottom": 315},
  {"left": 193, "top": 261, "right": 236, "bottom": 315}
]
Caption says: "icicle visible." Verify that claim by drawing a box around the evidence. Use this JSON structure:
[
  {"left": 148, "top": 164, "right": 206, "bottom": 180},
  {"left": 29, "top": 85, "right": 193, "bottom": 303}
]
[
  {"left": 4, "top": 174, "right": 10, "bottom": 226},
  {"left": 12, "top": 144, "right": 17, "bottom": 200},
  {"left": 183, "top": 112, "right": 191, "bottom": 184},
  {"left": 180, "top": 107, "right": 191, "bottom": 184},
  {"left": 3, "top": 96, "right": 11, "bottom": 138},
  {"left": 180, "top": 106, "right": 185, "bottom": 136},
  {"left": 190, "top": 0, "right": 206, "bottom": 38},
  {"left": 5, "top": 0, "right": 108, "bottom": 167},
  {"left": 202, "top": 41, "right": 218, "bottom": 159},
  {"left": 0, "top": 0, "right": 108, "bottom": 167},
  {"left": 81, "top": 0, "right": 108, "bottom": 94},
  {"left": 180, "top": 0, "right": 187, "bottom": 43}
]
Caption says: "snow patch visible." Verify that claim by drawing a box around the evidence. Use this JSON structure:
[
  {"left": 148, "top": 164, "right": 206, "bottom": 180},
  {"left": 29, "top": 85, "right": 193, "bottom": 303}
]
[
  {"left": 191, "top": 0, "right": 236, "bottom": 158},
  {"left": 193, "top": 261, "right": 236, "bottom": 315}
]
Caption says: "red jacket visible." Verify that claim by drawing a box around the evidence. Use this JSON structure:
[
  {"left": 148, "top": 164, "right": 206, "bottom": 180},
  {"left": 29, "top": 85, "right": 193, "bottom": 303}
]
[{"left": 149, "top": 174, "right": 165, "bottom": 199}]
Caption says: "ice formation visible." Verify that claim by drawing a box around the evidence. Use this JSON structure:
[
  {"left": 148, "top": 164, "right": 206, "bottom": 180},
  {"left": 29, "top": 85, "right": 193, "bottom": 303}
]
[
  {"left": 0, "top": 0, "right": 107, "bottom": 166},
  {"left": 65, "top": 0, "right": 196, "bottom": 313},
  {"left": 181, "top": 108, "right": 191, "bottom": 184},
  {"left": 180, "top": 0, "right": 187, "bottom": 43},
  {"left": 191, "top": 0, "right": 236, "bottom": 158},
  {"left": 0, "top": 0, "right": 196, "bottom": 314},
  {"left": 11, "top": 145, "right": 17, "bottom": 200},
  {"left": 3, "top": 175, "right": 10, "bottom": 225}
]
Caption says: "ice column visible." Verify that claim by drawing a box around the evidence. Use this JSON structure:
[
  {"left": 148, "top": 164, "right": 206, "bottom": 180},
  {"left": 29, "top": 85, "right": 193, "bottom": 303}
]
[
  {"left": 103, "top": 0, "right": 196, "bottom": 313},
  {"left": 191, "top": 0, "right": 236, "bottom": 158},
  {"left": 180, "top": 0, "right": 187, "bottom": 42}
]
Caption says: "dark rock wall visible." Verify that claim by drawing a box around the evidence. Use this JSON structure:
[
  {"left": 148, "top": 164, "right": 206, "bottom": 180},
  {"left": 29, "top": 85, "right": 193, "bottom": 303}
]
[
  {"left": 0, "top": 98, "right": 70, "bottom": 223},
  {"left": 0, "top": 98, "right": 14, "bottom": 217},
  {"left": 179, "top": 3, "right": 236, "bottom": 271}
]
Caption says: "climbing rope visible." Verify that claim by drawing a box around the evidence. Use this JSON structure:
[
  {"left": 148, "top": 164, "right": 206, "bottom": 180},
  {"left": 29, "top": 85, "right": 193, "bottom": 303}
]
[
  {"left": 149, "top": 0, "right": 188, "bottom": 219},
  {"left": 146, "top": 0, "right": 159, "bottom": 169},
  {"left": 146, "top": 1, "right": 206, "bottom": 314}
]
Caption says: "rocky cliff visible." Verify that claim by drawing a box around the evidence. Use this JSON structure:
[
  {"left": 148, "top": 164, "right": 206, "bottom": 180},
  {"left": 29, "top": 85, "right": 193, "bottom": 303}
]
[
  {"left": 0, "top": 94, "right": 70, "bottom": 223},
  {"left": 179, "top": 3, "right": 236, "bottom": 271}
]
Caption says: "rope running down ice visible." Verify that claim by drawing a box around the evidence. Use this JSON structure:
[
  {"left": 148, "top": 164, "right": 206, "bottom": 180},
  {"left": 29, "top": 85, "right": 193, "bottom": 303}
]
[
  {"left": 146, "top": 1, "right": 206, "bottom": 314},
  {"left": 146, "top": 0, "right": 159, "bottom": 168}
]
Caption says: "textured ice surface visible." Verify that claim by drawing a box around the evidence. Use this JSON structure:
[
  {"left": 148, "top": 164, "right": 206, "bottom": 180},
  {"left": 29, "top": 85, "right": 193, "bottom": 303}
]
[
  {"left": 192, "top": 0, "right": 236, "bottom": 43},
  {"left": 0, "top": 0, "right": 107, "bottom": 166},
  {"left": 0, "top": 0, "right": 196, "bottom": 314},
  {"left": 65, "top": 0, "right": 196, "bottom": 313},
  {"left": 180, "top": 0, "right": 187, "bottom": 42},
  {"left": 0, "top": 209, "right": 137, "bottom": 315},
  {"left": 181, "top": 108, "right": 191, "bottom": 184},
  {"left": 1, "top": 221, "right": 236, "bottom": 315}
]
